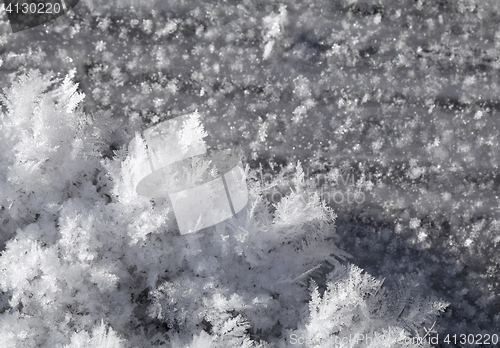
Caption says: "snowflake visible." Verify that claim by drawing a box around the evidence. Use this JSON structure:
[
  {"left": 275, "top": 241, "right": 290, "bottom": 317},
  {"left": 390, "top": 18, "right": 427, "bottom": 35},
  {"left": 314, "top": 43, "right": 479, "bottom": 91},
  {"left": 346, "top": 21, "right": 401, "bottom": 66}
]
[
  {"left": 143, "top": 19, "right": 153, "bottom": 34},
  {"left": 418, "top": 230, "right": 427, "bottom": 242},
  {"left": 409, "top": 218, "right": 421, "bottom": 229},
  {"left": 441, "top": 192, "right": 451, "bottom": 201},
  {"left": 94, "top": 40, "right": 106, "bottom": 52},
  {"left": 463, "top": 76, "right": 476, "bottom": 86},
  {"left": 97, "top": 17, "right": 111, "bottom": 31}
]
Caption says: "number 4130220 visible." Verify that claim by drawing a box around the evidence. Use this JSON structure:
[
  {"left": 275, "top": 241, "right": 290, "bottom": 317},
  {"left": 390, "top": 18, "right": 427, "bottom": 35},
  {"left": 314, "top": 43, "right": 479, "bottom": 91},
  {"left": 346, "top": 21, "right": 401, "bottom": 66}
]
[
  {"left": 4, "top": 2, "right": 62, "bottom": 15},
  {"left": 444, "top": 334, "right": 498, "bottom": 345}
]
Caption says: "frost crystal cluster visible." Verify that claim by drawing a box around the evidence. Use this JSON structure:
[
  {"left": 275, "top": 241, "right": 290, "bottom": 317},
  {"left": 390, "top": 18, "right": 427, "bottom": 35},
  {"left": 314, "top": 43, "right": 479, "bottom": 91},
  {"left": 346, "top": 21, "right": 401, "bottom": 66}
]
[
  {"left": 1, "top": 0, "right": 499, "bottom": 346},
  {"left": 0, "top": 72, "right": 447, "bottom": 347}
]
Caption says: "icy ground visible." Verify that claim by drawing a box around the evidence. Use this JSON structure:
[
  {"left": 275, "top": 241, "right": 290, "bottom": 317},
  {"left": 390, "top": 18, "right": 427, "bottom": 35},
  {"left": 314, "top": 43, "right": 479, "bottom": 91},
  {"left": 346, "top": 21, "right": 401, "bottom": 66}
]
[{"left": 1, "top": 0, "right": 500, "bottom": 343}]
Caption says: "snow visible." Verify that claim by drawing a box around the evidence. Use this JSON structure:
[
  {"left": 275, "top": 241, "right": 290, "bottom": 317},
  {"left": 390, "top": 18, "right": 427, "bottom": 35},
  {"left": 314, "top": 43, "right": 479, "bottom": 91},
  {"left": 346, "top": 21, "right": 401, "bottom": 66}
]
[{"left": 0, "top": 0, "right": 500, "bottom": 346}]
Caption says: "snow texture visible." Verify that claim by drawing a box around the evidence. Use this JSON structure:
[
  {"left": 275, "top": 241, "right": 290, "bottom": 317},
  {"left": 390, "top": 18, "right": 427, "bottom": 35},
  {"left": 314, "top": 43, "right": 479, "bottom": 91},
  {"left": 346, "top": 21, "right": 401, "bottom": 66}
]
[{"left": 0, "top": 0, "right": 499, "bottom": 346}]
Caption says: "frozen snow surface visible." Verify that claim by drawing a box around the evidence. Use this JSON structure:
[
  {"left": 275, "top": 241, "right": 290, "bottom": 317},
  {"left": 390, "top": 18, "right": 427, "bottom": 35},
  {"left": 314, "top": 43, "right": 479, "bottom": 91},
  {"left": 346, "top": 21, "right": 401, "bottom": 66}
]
[{"left": 1, "top": 0, "right": 500, "bottom": 346}]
